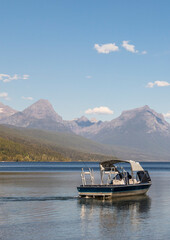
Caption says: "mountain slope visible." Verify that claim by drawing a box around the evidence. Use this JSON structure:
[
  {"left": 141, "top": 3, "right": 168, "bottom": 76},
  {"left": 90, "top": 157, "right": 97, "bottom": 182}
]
[
  {"left": 1, "top": 100, "right": 170, "bottom": 160},
  {"left": 0, "top": 99, "right": 72, "bottom": 132},
  {"left": 0, "top": 125, "right": 116, "bottom": 162},
  {"left": 88, "top": 105, "right": 170, "bottom": 158},
  {"left": 0, "top": 102, "right": 17, "bottom": 120},
  {"left": 74, "top": 116, "right": 102, "bottom": 128},
  {"left": 22, "top": 99, "right": 63, "bottom": 122},
  {"left": 0, "top": 124, "right": 165, "bottom": 161}
]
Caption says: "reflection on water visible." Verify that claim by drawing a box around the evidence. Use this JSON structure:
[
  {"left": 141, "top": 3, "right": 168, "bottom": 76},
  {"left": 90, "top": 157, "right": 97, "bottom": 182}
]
[
  {"left": 0, "top": 166, "right": 170, "bottom": 240},
  {"left": 78, "top": 195, "right": 151, "bottom": 239},
  {"left": 79, "top": 195, "right": 151, "bottom": 216}
]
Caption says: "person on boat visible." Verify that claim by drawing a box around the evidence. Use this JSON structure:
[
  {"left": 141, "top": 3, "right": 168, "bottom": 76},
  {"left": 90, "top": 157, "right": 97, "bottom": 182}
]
[{"left": 126, "top": 172, "right": 132, "bottom": 184}]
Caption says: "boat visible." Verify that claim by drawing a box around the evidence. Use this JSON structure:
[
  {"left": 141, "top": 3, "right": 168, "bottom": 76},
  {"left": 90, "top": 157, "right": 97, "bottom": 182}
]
[{"left": 77, "top": 159, "right": 152, "bottom": 199}]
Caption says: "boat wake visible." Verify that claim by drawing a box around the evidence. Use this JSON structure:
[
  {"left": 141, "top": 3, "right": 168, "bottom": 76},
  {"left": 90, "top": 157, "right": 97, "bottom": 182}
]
[{"left": 0, "top": 196, "right": 78, "bottom": 202}]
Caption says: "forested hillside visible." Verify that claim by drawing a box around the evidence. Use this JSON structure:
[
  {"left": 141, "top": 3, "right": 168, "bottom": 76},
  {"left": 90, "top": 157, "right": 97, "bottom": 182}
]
[{"left": 0, "top": 125, "right": 114, "bottom": 162}]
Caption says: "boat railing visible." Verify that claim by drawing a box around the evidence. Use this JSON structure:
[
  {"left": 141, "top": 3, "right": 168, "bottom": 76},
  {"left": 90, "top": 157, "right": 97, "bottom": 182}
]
[
  {"left": 101, "top": 167, "right": 118, "bottom": 185},
  {"left": 81, "top": 168, "right": 94, "bottom": 186}
]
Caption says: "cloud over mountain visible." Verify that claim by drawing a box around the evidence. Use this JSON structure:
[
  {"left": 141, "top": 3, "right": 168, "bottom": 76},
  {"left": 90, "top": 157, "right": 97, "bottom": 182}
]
[{"left": 85, "top": 106, "right": 114, "bottom": 115}]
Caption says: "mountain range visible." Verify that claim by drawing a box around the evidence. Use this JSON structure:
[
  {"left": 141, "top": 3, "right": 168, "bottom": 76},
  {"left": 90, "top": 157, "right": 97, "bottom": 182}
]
[
  {"left": 0, "top": 102, "right": 17, "bottom": 120},
  {"left": 0, "top": 99, "right": 170, "bottom": 161}
]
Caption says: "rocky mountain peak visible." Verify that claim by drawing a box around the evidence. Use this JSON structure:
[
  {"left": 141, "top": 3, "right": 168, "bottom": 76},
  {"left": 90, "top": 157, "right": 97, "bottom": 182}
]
[
  {"left": 110, "top": 105, "right": 169, "bottom": 134},
  {"left": 76, "top": 116, "right": 89, "bottom": 122},
  {"left": 22, "top": 99, "right": 63, "bottom": 122},
  {"left": 120, "top": 105, "right": 152, "bottom": 120},
  {"left": 75, "top": 116, "right": 94, "bottom": 127}
]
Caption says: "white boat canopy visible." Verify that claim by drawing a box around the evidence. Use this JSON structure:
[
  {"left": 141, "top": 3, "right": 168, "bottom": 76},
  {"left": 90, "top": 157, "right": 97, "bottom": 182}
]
[{"left": 100, "top": 159, "right": 144, "bottom": 172}]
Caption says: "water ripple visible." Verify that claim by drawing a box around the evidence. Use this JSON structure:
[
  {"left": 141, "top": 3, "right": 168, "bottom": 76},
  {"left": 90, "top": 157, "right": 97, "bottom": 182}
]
[{"left": 0, "top": 196, "right": 78, "bottom": 202}]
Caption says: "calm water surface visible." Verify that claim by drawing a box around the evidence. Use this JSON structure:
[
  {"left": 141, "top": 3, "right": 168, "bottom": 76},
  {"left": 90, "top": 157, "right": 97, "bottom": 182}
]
[{"left": 0, "top": 162, "right": 170, "bottom": 240}]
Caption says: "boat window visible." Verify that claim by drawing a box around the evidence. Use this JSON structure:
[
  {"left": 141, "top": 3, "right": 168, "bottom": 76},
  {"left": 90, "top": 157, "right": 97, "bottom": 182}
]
[{"left": 137, "top": 171, "right": 151, "bottom": 183}]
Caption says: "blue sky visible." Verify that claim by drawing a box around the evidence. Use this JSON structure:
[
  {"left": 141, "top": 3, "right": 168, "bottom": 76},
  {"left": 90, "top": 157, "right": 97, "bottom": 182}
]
[{"left": 0, "top": 0, "right": 170, "bottom": 121}]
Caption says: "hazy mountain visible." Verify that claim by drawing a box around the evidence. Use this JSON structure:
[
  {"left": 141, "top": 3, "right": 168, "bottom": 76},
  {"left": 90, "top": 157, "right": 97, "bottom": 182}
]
[
  {"left": 75, "top": 116, "right": 94, "bottom": 127},
  {"left": 87, "top": 105, "right": 170, "bottom": 158},
  {"left": 74, "top": 116, "right": 102, "bottom": 128},
  {"left": 0, "top": 99, "right": 71, "bottom": 132},
  {"left": 1, "top": 100, "right": 170, "bottom": 160},
  {"left": 0, "top": 100, "right": 103, "bottom": 133},
  {"left": 0, "top": 102, "right": 17, "bottom": 120},
  {"left": 22, "top": 99, "right": 63, "bottom": 122}
]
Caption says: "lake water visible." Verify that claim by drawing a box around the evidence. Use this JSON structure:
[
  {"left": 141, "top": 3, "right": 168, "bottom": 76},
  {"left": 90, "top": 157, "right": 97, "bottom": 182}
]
[{"left": 0, "top": 162, "right": 170, "bottom": 240}]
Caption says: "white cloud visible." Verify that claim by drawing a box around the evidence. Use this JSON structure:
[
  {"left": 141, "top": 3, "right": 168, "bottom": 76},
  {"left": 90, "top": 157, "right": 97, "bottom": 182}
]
[
  {"left": 141, "top": 50, "right": 147, "bottom": 55},
  {"left": 22, "top": 96, "right": 34, "bottom": 100},
  {"left": 94, "top": 41, "right": 147, "bottom": 55},
  {"left": 163, "top": 112, "right": 170, "bottom": 119},
  {"left": 86, "top": 75, "right": 92, "bottom": 79},
  {"left": 85, "top": 106, "right": 114, "bottom": 115},
  {"left": 0, "top": 92, "right": 10, "bottom": 100},
  {"left": 146, "top": 82, "right": 155, "bottom": 88},
  {"left": 22, "top": 75, "right": 29, "bottom": 80},
  {"left": 0, "top": 74, "right": 9, "bottom": 80},
  {"left": 0, "top": 74, "right": 29, "bottom": 83},
  {"left": 146, "top": 81, "right": 170, "bottom": 88},
  {"left": 122, "top": 41, "right": 138, "bottom": 53},
  {"left": 0, "top": 92, "right": 8, "bottom": 97},
  {"left": 90, "top": 118, "right": 98, "bottom": 123},
  {"left": 94, "top": 43, "right": 119, "bottom": 54}
]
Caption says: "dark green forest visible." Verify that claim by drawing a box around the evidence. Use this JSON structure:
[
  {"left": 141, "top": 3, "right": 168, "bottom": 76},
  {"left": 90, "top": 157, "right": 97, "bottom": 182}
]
[{"left": 0, "top": 136, "right": 69, "bottom": 162}]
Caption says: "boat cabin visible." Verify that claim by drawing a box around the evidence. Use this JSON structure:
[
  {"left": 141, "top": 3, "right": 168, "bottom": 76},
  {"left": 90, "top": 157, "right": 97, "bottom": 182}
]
[{"left": 81, "top": 159, "right": 151, "bottom": 186}]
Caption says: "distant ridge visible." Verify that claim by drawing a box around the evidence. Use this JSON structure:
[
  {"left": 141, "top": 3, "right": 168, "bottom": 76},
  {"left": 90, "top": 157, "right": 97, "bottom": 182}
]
[
  {"left": 0, "top": 99, "right": 71, "bottom": 132},
  {"left": 1, "top": 100, "right": 170, "bottom": 160},
  {"left": 88, "top": 105, "right": 170, "bottom": 159},
  {"left": 75, "top": 116, "right": 102, "bottom": 128}
]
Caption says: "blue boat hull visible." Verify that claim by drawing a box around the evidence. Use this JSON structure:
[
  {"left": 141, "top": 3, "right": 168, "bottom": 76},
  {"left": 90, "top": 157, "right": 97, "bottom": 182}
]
[{"left": 77, "top": 183, "right": 151, "bottom": 198}]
